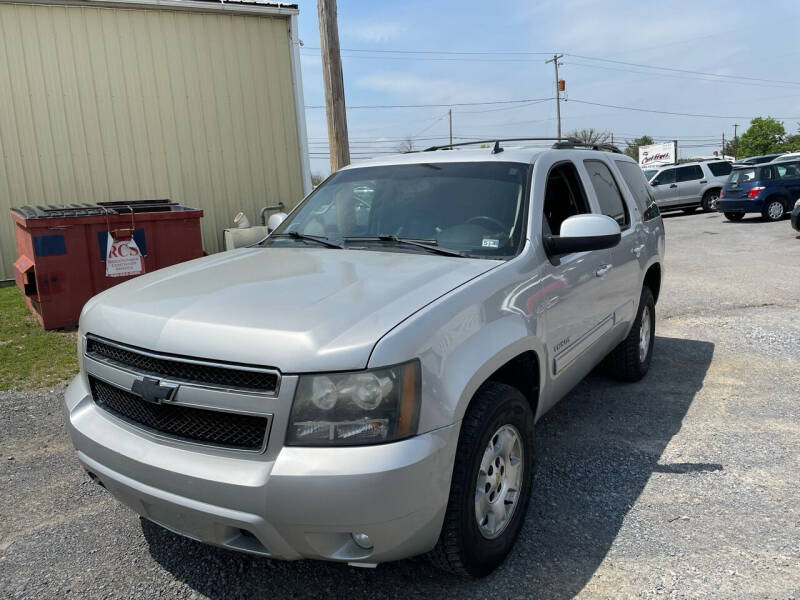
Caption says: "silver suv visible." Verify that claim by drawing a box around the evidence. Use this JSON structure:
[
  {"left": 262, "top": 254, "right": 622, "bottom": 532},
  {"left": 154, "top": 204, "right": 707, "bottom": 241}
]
[
  {"left": 648, "top": 160, "right": 732, "bottom": 213},
  {"left": 65, "top": 140, "right": 665, "bottom": 577}
]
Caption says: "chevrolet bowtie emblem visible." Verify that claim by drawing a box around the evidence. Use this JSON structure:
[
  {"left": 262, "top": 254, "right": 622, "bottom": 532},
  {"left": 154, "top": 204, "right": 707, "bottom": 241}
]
[{"left": 131, "top": 377, "right": 178, "bottom": 405}]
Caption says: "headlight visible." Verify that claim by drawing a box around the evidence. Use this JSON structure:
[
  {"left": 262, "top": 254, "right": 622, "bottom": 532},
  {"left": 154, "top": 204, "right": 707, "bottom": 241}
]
[{"left": 286, "top": 360, "right": 420, "bottom": 446}]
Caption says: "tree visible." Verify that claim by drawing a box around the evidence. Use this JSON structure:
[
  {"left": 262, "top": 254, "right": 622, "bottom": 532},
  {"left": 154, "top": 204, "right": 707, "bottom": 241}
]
[
  {"left": 311, "top": 173, "right": 325, "bottom": 187},
  {"left": 566, "top": 128, "right": 611, "bottom": 145},
  {"left": 736, "top": 117, "right": 786, "bottom": 158},
  {"left": 623, "top": 135, "right": 654, "bottom": 160},
  {"left": 395, "top": 137, "right": 415, "bottom": 153},
  {"left": 723, "top": 138, "right": 738, "bottom": 159}
]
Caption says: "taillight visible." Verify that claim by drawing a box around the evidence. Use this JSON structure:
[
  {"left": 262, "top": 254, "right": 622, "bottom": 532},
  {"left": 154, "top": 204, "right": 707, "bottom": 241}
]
[
  {"left": 719, "top": 189, "right": 724, "bottom": 198},
  {"left": 748, "top": 186, "right": 765, "bottom": 198}
]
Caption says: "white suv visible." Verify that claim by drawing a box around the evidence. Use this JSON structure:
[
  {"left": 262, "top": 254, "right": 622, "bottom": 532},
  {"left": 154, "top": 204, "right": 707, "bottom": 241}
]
[
  {"left": 648, "top": 160, "right": 732, "bottom": 213},
  {"left": 65, "top": 139, "right": 665, "bottom": 577}
]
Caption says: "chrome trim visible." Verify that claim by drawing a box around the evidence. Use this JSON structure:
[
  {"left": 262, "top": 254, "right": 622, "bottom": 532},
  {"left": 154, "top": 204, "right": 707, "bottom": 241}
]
[
  {"left": 553, "top": 314, "right": 614, "bottom": 375},
  {"left": 85, "top": 334, "right": 281, "bottom": 397},
  {"left": 88, "top": 372, "right": 273, "bottom": 455}
]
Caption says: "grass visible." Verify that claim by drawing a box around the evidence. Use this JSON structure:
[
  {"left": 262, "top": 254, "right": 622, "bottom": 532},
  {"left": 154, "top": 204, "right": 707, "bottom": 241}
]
[{"left": 0, "top": 285, "right": 78, "bottom": 391}]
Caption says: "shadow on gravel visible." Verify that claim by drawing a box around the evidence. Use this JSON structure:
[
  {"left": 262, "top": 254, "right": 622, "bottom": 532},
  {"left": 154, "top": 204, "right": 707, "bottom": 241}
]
[{"left": 141, "top": 335, "right": 714, "bottom": 600}]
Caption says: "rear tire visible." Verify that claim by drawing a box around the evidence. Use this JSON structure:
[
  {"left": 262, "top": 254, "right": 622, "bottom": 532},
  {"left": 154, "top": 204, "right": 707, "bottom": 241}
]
[
  {"left": 762, "top": 198, "right": 785, "bottom": 222},
  {"left": 724, "top": 212, "right": 745, "bottom": 221},
  {"left": 428, "top": 382, "right": 534, "bottom": 578},
  {"left": 701, "top": 189, "right": 719, "bottom": 212},
  {"left": 606, "top": 286, "right": 655, "bottom": 382}
]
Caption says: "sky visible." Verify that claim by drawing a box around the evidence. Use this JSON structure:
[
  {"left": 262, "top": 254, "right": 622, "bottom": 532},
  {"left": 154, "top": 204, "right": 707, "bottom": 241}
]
[{"left": 294, "top": 0, "right": 800, "bottom": 175}]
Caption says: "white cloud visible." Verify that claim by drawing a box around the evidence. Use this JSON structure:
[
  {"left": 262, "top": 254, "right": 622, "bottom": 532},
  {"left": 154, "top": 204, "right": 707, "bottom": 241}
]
[
  {"left": 343, "top": 21, "right": 405, "bottom": 44},
  {"left": 357, "top": 72, "right": 500, "bottom": 105}
]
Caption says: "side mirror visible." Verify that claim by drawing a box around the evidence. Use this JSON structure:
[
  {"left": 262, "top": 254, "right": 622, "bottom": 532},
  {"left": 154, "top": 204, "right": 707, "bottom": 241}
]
[
  {"left": 266, "top": 212, "right": 287, "bottom": 233},
  {"left": 544, "top": 214, "right": 621, "bottom": 257}
]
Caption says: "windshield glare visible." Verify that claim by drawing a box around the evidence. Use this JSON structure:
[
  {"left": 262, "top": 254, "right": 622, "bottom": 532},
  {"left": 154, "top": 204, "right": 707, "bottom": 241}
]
[
  {"left": 729, "top": 167, "right": 757, "bottom": 184},
  {"left": 269, "top": 162, "right": 530, "bottom": 258}
]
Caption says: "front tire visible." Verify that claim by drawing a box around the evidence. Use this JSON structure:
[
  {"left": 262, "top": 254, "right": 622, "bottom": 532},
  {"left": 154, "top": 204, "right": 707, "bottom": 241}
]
[
  {"left": 762, "top": 198, "right": 785, "bottom": 222},
  {"left": 724, "top": 212, "right": 745, "bottom": 221},
  {"left": 428, "top": 382, "right": 534, "bottom": 577},
  {"left": 606, "top": 286, "right": 655, "bottom": 382}
]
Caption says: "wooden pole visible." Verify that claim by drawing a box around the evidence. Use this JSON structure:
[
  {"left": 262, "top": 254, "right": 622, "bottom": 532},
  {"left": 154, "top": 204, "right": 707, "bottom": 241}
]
[
  {"left": 318, "top": 0, "right": 350, "bottom": 171},
  {"left": 545, "top": 54, "right": 564, "bottom": 138},
  {"left": 448, "top": 109, "right": 452, "bottom": 146}
]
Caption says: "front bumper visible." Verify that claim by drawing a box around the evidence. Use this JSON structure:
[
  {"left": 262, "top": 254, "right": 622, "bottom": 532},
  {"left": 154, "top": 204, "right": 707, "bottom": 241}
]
[
  {"left": 65, "top": 375, "right": 458, "bottom": 564},
  {"left": 716, "top": 197, "right": 762, "bottom": 213}
]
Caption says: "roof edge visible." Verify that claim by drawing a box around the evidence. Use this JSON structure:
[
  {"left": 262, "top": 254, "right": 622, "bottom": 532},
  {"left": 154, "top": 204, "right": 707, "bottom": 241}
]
[{"left": 0, "top": 0, "right": 299, "bottom": 16}]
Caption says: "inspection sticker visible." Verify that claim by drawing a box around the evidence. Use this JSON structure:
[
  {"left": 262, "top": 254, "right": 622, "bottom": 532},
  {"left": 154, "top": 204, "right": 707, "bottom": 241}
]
[{"left": 482, "top": 238, "right": 499, "bottom": 248}]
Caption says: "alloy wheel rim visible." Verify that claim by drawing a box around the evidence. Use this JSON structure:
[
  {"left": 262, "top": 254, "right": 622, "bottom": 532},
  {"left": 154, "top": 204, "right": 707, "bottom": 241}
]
[
  {"left": 639, "top": 305, "right": 651, "bottom": 363},
  {"left": 475, "top": 424, "right": 524, "bottom": 539},
  {"left": 708, "top": 195, "right": 718, "bottom": 210},
  {"left": 768, "top": 202, "right": 783, "bottom": 220}
]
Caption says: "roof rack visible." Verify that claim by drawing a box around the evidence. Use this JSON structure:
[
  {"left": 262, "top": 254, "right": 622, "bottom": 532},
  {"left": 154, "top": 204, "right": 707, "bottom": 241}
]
[{"left": 424, "top": 137, "right": 622, "bottom": 154}]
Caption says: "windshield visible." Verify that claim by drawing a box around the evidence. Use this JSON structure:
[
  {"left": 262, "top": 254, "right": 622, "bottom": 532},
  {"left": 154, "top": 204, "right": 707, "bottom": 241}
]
[
  {"left": 729, "top": 167, "right": 757, "bottom": 185},
  {"left": 268, "top": 162, "right": 530, "bottom": 258},
  {"left": 642, "top": 169, "right": 658, "bottom": 180}
]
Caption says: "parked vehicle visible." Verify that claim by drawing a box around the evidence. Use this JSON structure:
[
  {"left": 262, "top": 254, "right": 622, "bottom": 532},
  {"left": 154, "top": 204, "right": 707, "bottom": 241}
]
[
  {"left": 642, "top": 167, "right": 659, "bottom": 181},
  {"left": 733, "top": 153, "right": 785, "bottom": 166},
  {"left": 791, "top": 198, "right": 800, "bottom": 232},
  {"left": 771, "top": 151, "right": 800, "bottom": 163},
  {"left": 718, "top": 161, "right": 800, "bottom": 221},
  {"left": 64, "top": 140, "right": 665, "bottom": 577},
  {"left": 648, "top": 160, "right": 732, "bottom": 213}
]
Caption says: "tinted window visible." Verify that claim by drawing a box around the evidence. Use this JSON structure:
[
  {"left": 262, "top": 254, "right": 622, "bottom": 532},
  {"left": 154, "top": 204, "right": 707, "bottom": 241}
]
[
  {"left": 775, "top": 162, "right": 800, "bottom": 179},
  {"left": 676, "top": 165, "right": 704, "bottom": 182},
  {"left": 542, "top": 162, "right": 590, "bottom": 235},
  {"left": 729, "top": 168, "right": 756, "bottom": 184},
  {"left": 652, "top": 168, "right": 676, "bottom": 185},
  {"left": 584, "top": 160, "right": 629, "bottom": 228},
  {"left": 708, "top": 161, "right": 733, "bottom": 177},
  {"left": 616, "top": 160, "right": 660, "bottom": 221}
]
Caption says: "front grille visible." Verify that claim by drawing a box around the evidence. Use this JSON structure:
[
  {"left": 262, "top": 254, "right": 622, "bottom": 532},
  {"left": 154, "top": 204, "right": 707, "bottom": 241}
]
[
  {"left": 89, "top": 377, "right": 269, "bottom": 450},
  {"left": 86, "top": 336, "right": 278, "bottom": 394}
]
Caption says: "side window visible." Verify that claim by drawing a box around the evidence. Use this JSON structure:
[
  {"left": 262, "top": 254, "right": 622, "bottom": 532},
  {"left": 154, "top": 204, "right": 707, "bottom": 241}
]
[
  {"left": 583, "top": 159, "right": 630, "bottom": 228},
  {"left": 542, "top": 162, "right": 590, "bottom": 235},
  {"left": 760, "top": 166, "right": 774, "bottom": 181},
  {"left": 676, "top": 165, "right": 704, "bottom": 182},
  {"left": 652, "top": 168, "right": 676, "bottom": 186},
  {"left": 777, "top": 162, "right": 800, "bottom": 179},
  {"left": 708, "top": 161, "right": 733, "bottom": 177},
  {"left": 615, "top": 160, "right": 660, "bottom": 221}
]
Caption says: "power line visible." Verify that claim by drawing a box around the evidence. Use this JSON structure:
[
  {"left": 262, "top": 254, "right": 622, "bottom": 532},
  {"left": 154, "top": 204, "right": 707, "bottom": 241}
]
[
  {"left": 567, "top": 98, "right": 800, "bottom": 120},
  {"left": 304, "top": 97, "right": 551, "bottom": 109},
  {"left": 302, "top": 46, "right": 550, "bottom": 56}
]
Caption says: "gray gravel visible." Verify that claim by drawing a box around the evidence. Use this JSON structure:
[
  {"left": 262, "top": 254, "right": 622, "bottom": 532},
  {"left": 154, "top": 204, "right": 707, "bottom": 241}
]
[{"left": 1, "top": 211, "right": 799, "bottom": 599}]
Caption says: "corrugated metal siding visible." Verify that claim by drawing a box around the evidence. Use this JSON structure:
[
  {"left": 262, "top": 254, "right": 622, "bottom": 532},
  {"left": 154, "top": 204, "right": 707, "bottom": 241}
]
[{"left": 0, "top": 3, "right": 304, "bottom": 280}]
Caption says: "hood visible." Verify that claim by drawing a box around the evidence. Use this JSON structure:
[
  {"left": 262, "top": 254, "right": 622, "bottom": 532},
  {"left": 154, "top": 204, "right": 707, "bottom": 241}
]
[{"left": 80, "top": 247, "right": 499, "bottom": 372}]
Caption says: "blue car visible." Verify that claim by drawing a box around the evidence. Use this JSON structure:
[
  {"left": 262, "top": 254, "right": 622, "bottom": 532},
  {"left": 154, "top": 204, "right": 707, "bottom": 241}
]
[{"left": 718, "top": 160, "right": 800, "bottom": 222}]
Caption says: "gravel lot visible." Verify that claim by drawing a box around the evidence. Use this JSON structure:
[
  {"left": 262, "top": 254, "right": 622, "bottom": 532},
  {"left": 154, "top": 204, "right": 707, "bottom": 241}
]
[{"left": 1, "top": 211, "right": 799, "bottom": 599}]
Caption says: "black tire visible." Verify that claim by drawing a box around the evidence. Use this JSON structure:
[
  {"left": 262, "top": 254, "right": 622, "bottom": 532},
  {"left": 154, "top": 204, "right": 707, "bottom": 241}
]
[
  {"left": 724, "top": 212, "right": 745, "bottom": 221},
  {"left": 761, "top": 198, "right": 786, "bottom": 222},
  {"left": 606, "top": 286, "right": 655, "bottom": 382},
  {"left": 681, "top": 207, "right": 697, "bottom": 214},
  {"left": 428, "top": 382, "right": 534, "bottom": 578},
  {"left": 701, "top": 189, "right": 720, "bottom": 212}
]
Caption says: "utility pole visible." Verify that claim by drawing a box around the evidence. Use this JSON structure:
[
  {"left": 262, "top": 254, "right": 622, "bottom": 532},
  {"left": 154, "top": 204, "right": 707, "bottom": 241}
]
[
  {"left": 448, "top": 108, "right": 453, "bottom": 146},
  {"left": 733, "top": 124, "right": 739, "bottom": 160},
  {"left": 545, "top": 54, "right": 564, "bottom": 138},
  {"left": 318, "top": 0, "right": 349, "bottom": 171},
  {"left": 722, "top": 132, "right": 725, "bottom": 159}
]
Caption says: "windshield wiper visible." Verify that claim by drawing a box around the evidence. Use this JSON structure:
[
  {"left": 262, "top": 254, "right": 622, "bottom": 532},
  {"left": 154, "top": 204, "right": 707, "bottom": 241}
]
[
  {"left": 343, "top": 235, "right": 466, "bottom": 257},
  {"left": 271, "top": 231, "right": 343, "bottom": 249}
]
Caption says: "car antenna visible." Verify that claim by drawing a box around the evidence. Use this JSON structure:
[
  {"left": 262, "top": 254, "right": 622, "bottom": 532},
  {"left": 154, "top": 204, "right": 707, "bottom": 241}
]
[{"left": 492, "top": 141, "right": 504, "bottom": 154}]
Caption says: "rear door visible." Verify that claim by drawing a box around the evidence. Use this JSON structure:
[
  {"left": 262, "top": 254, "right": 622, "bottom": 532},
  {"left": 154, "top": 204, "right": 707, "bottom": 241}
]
[
  {"left": 774, "top": 161, "right": 800, "bottom": 200},
  {"left": 675, "top": 165, "right": 705, "bottom": 205},
  {"left": 650, "top": 167, "right": 678, "bottom": 207}
]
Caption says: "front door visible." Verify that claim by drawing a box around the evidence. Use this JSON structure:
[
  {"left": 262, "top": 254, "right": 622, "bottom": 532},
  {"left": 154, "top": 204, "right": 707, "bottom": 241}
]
[
  {"left": 675, "top": 164, "right": 705, "bottom": 205},
  {"left": 650, "top": 167, "right": 679, "bottom": 207}
]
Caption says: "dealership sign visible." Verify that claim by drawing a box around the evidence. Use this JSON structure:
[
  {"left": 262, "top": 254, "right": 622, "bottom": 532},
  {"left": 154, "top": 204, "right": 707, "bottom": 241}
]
[{"left": 639, "top": 142, "right": 676, "bottom": 167}]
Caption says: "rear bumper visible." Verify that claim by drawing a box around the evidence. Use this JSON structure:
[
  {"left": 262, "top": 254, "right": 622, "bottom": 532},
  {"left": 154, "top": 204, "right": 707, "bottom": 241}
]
[
  {"left": 65, "top": 375, "right": 458, "bottom": 564},
  {"left": 791, "top": 205, "right": 800, "bottom": 231},
  {"left": 716, "top": 197, "right": 762, "bottom": 213}
]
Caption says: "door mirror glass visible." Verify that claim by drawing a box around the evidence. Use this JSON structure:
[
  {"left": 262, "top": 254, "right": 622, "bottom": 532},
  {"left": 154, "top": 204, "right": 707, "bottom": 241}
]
[
  {"left": 267, "top": 212, "right": 287, "bottom": 233},
  {"left": 544, "top": 213, "right": 621, "bottom": 257}
]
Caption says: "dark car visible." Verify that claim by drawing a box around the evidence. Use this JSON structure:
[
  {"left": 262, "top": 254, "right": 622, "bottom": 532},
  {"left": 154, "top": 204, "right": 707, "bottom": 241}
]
[
  {"left": 791, "top": 198, "right": 800, "bottom": 232},
  {"left": 718, "top": 161, "right": 800, "bottom": 221},
  {"left": 733, "top": 153, "right": 785, "bottom": 167}
]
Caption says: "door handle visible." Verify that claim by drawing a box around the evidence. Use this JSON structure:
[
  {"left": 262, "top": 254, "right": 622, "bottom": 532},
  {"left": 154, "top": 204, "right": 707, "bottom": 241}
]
[
  {"left": 632, "top": 244, "right": 645, "bottom": 257},
  {"left": 595, "top": 264, "right": 612, "bottom": 277},
  {"left": 669, "top": 184, "right": 678, "bottom": 188},
  {"left": 699, "top": 180, "right": 707, "bottom": 184}
]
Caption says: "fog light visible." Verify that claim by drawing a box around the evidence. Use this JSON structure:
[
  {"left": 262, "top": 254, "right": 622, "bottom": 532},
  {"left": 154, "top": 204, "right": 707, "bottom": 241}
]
[{"left": 351, "top": 532, "right": 373, "bottom": 549}]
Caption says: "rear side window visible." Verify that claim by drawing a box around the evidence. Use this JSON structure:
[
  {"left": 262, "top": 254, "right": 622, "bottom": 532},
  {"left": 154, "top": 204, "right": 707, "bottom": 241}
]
[
  {"left": 708, "top": 162, "right": 733, "bottom": 177},
  {"left": 615, "top": 160, "right": 660, "bottom": 221},
  {"left": 542, "top": 162, "right": 590, "bottom": 235},
  {"left": 652, "top": 168, "right": 676, "bottom": 185},
  {"left": 775, "top": 161, "right": 800, "bottom": 179},
  {"left": 583, "top": 160, "right": 630, "bottom": 228},
  {"left": 676, "top": 165, "right": 704, "bottom": 182}
]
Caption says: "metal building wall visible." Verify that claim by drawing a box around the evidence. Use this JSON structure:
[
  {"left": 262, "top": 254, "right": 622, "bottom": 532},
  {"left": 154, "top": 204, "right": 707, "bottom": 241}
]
[{"left": 0, "top": 2, "right": 306, "bottom": 280}]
